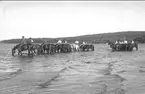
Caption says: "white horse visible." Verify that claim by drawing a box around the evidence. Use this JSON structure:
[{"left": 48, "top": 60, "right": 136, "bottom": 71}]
[{"left": 70, "top": 43, "right": 80, "bottom": 51}]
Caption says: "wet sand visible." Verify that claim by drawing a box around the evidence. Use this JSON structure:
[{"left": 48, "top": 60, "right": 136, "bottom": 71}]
[{"left": 0, "top": 44, "right": 145, "bottom": 94}]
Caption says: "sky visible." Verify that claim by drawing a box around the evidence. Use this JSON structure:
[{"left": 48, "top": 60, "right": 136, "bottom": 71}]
[{"left": 0, "top": 1, "right": 145, "bottom": 40}]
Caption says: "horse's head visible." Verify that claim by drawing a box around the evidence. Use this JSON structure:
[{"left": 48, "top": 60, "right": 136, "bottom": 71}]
[
  {"left": 12, "top": 44, "right": 20, "bottom": 56},
  {"left": 12, "top": 47, "right": 15, "bottom": 56},
  {"left": 108, "top": 42, "right": 115, "bottom": 49},
  {"left": 107, "top": 40, "right": 112, "bottom": 45},
  {"left": 107, "top": 41, "right": 114, "bottom": 46}
]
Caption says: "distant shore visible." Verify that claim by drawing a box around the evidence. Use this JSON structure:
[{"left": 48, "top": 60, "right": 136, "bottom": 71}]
[{"left": 1, "top": 31, "right": 145, "bottom": 44}]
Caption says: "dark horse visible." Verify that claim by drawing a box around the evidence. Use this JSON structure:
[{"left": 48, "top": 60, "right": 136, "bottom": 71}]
[
  {"left": 129, "top": 42, "right": 138, "bottom": 51},
  {"left": 107, "top": 41, "right": 116, "bottom": 51},
  {"left": 107, "top": 40, "right": 138, "bottom": 51},
  {"left": 54, "top": 43, "right": 72, "bottom": 53},
  {"left": 40, "top": 43, "right": 56, "bottom": 54},
  {"left": 12, "top": 44, "right": 35, "bottom": 56},
  {"left": 79, "top": 44, "right": 94, "bottom": 51}
]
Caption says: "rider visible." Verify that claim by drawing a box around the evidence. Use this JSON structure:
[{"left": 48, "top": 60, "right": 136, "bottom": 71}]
[
  {"left": 64, "top": 40, "right": 68, "bottom": 43},
  {"left": 131, "top": 40, "right": 135, "bottom": 44},
  {"left": 119, "top": 40, "right": 122, "bottom": 44},
  {"left": 19, "top": 36, "right": 27, "bottom": 47},
  {"left": 82, "top": 41, "right": 86, "bottom": 44},
  {"left": 42, "top": 38, "right": 48, "bottom": 44},
  {"left": 27, "top": 37, "right": 34, "bottom": 46},
  {"left": 75, "top": 40, "right": 79, "bottom": 44},
  {"left": 115, "top": 40, "right": 119, "bottom": 44},
  {"left": 124, "top": 39, "right": 128, "bottom": 44},
  {"left": 57, "top": 40, "right": 62, "bottom": 43}
]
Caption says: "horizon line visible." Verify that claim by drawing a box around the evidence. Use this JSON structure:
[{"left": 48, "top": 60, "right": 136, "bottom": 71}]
[{"left": 1, "top": 31, "right": 145, "bottom": 41}]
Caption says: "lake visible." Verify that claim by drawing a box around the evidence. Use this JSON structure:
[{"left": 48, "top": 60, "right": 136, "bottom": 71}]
[{"left": 0, "top": 43, "right": 145, "bottom": 94}]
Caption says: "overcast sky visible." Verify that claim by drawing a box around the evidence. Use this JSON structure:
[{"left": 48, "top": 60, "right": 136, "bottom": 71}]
[{"left": 0, "top": 1, "right": 145, "bottom": 40}]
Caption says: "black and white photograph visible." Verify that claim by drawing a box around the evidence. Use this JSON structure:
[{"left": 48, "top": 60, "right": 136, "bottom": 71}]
[{"left": 0, "top": 1, "right": 145, "bottom": 94}]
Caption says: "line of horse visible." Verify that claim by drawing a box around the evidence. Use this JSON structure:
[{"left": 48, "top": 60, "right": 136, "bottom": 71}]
[
  {"left": 107, "top": 41, "right": 138, "bottom": 51},
  {"left": 11, "top": 43, "right": 94, "bottom": 56}
]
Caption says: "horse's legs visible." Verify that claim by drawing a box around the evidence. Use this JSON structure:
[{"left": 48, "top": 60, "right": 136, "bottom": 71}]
[
  {"left": 33, "top": 49, "right": 36, "bottom": 54},
  {"left": 28, "top": 50, "right": 30, "bottom": 55},
  {"left": 125, "top": 45, "right": 127, "bottom": 51},
  {"left": 127, "top": 44, "right": 129, "bottom": 51},
  {"left": 77, "top": 47, "right": 79, "bottom": 51},
  {"left": 116, "top": 45, "right": 118, "bottom": 51},
  {"left": 28, "top": 47, "right": 32, "bottom": 56},
  {"left": 29, "top": 50, "right": 33, "bottom": 55},
  {"left": 47, "top": 49, "right": 49, "bottom": 54},
  {"left": 43, "top": 49, "right": 46, "bottom": 54},
  {"left": 136, "top": 44, "right": 138, "bottom": 50},
  {"left": 18, "top": 51, "right": 22, "bottom": 56},
  {"left": 136, "top": 46, "right": 138, "bottom": 50},
  {"left": 78, "top": 47, "right": 80, "bottom": 51},
  {"left": 18, "top": 51, "right": 20, "bottom": 56}
]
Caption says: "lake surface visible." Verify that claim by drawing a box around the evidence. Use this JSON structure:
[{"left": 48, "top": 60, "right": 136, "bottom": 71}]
[{"left": 0, "top": 43, "right": 145, "bottom": 94}]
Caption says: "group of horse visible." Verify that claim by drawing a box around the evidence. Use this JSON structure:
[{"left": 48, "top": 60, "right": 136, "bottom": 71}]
[
  {"left": 108, "top": 41, "right": 138, "bottom": 51},
  {"left": 11, "top": 43, "right": 95, "bottom": 56}
]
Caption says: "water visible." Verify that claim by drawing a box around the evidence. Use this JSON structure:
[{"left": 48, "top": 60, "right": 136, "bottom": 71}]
[{"left": 0, "top": 43, "right": 145, "bottom": 94}]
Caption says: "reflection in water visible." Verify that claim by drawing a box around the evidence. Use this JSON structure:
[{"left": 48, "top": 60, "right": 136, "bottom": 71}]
[{"left": 16, "top": 56, "right": 34, "bottom": 63}]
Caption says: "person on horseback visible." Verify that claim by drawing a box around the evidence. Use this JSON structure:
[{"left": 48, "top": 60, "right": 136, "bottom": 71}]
[
  {"left": 75, "top": 41, "right": 79, "bottom": 44},
  {"left": 19, "top": 36, "right": 27, "bottom": 48},
  {"left": 124, "top": 39, "right": 128, "bottom": 44},
  {"left": 115, "top": 40, "right": 119, "bottom": 44},
  {"left": 27, "top": 38, "right": 34, "bottom": 54},
  {"left": 15, "top": 36, "right": 28, "bottom": 55},
  {"left": 42, "top": 38, "right": 48, "bottom": 44},
  {"left": 131, "top": 40, "right": 135, "bottom": 44},
  {"left": 119, "top": 40, "right": 122, "bottom": 44},
  {"left": 64, "top": 40, "right": 68, "bottom": 43},
  {"left": 57, "top": 40, "right": 62, "bottom": 43},
  {"left": 27, "top": 37, "right": 34, "bottom": 47},
  {"left": 82, "top": 41, "right": 86, "bottom": 44}
]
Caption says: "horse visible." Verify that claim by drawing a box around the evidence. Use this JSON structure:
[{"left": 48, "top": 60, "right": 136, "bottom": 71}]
[
  {"left": 62, "top": 43, "right": 72, "bottom": 53},
  {"left": 115, "top": 44, "right": 120, "bottom": 51},
  {"left": 55, "top": 43, "right": 63, "bottom": 53},
  {"left": 115, "top": 41, "right": 138, "bottom": 51},
  {"left": 129, "top": 42, "right": 138, "bottom": 51},
  {"left": 12, "top": 44, "right": 21, "bottom": 56},
  {"left": 40, "top": 43, "right": 56, "bottom": 54},
  {"left": 48, "top": 43, "right": 56, "bottom": 54},
  {"left": 70, "top": 43, "right": 80, "bottom": 51},
  {"left": 79, "top": 44, "right": 94, "bottom": 51},
  {"left": 31, "top": 44, "right": 42, "bottom": 55},
  {"left": 115, "top": 44, "right": 127, "bottom": 51},
  {"left": 40, "top": 43, "right": 49, "bottom": 54},
  {"left": 108, "top": 40, "right": 138, "bottom": 51},
  {"left": 107, "top": 41, "right": 116, "bottom": 51},
  {"left": 12, "top": 44, "right": 35, "bottom": 56},
  {"left": 88, "top": 44, "right": 94, "bottom": 51}
]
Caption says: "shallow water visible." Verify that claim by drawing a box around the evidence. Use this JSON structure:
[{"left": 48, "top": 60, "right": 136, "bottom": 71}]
[{"left": 0, "top": 43, "right": 145, "bottom": 94}]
